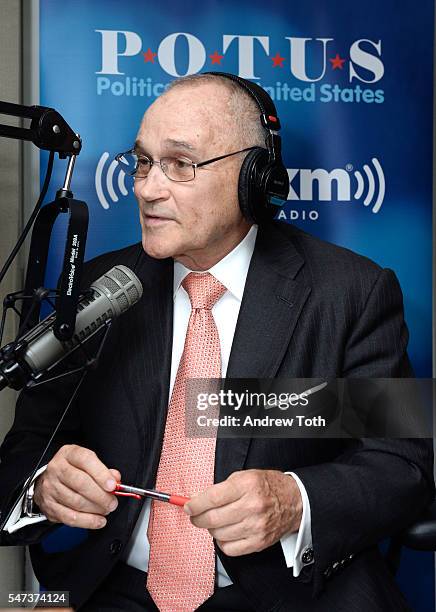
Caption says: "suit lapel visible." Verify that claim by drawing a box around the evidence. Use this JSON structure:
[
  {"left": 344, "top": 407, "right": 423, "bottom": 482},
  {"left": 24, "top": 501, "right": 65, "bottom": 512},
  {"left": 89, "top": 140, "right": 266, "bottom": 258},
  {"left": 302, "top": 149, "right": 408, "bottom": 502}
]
[
  {"left": 215, "top": 223, "right": 311, "bottom": 483},
  {"left": 119, "top": 251, "right": 174, "bottom": 487}
]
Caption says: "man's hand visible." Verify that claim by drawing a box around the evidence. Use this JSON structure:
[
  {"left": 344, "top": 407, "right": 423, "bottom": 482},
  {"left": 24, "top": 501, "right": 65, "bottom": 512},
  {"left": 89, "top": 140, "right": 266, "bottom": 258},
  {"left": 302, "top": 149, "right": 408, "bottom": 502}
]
[
  {"left": 33, "top": 444, "right": 120, "bottom": 530},
  {"left": 184, "top": 469, "right": 302, "bottom": 556}
]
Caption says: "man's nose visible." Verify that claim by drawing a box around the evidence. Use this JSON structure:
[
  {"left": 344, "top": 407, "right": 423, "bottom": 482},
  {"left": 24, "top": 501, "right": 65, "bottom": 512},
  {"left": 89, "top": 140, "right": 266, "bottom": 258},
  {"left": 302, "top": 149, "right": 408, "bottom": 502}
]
[{"left": 134, "top": 164, "right": 170, "bottom": 202}]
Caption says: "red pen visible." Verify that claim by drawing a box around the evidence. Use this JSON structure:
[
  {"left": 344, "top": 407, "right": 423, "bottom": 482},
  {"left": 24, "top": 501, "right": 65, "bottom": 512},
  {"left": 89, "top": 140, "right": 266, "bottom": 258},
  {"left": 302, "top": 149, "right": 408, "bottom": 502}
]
[{"left": 113, "top": 482, "right": 190, "bottom": 507}]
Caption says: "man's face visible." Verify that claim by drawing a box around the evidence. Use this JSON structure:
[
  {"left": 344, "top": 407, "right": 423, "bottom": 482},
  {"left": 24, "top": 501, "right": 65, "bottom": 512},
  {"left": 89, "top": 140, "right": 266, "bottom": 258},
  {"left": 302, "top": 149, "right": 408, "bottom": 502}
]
[{"left": 133, "top": 82, "right": 251, "bottom": 270}]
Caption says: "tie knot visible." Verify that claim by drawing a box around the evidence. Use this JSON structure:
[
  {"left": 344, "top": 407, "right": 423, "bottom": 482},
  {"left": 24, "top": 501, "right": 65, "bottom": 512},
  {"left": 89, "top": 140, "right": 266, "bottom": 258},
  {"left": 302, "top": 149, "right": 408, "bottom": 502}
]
[{"left": 182, "top": 272, "right": 226, "bottom": 309}]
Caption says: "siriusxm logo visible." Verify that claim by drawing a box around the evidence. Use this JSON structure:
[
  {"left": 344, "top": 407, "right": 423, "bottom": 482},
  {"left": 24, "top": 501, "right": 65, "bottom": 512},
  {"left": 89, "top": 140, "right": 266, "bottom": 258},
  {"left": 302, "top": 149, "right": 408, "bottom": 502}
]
[
  {"left": 287, "top": 158, "right": 385, "bottom": 213},
  {"left": 95, "top": 153, "right": 385, "bottom": 215},
  {"left": 95, "top": 31, "right": 384, "bottom": 83}
]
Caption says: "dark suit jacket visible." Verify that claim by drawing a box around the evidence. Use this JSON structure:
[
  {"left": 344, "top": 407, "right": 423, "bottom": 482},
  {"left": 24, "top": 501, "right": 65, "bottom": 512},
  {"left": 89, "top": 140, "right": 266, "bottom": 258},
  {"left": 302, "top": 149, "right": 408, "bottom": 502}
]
[{"left": 0, "top": 221, "right": 433, "bottom": 611}]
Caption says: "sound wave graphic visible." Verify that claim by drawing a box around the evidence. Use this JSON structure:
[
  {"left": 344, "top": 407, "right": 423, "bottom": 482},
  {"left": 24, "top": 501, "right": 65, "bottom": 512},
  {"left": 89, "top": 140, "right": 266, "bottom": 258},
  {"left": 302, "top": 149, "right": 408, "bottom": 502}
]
[
  {"left": 95, "top": 152, "right": 130, "bottom": 210},
  {"left": 95, "top": 152, "right": 386, "bottom": 215},
  {"left": 353, "top": 158, "right": 385, "bottom": 213}
]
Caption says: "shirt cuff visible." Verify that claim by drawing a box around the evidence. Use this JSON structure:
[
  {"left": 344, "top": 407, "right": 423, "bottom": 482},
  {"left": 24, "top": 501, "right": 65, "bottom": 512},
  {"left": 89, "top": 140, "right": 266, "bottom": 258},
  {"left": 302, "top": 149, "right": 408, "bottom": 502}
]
[
  {"left": 279, "top": 471, "right": 313, "bottom": 578},
  {"left": 3, "top": 465, "right": 48, "bottom": 533}
]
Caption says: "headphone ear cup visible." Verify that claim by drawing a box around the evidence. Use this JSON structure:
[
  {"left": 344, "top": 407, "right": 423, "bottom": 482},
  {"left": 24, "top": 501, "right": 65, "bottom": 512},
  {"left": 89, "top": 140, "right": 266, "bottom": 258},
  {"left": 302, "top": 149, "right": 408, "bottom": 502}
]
[{"left": 238, "top": 148, "right": 268, "bottom": 224}]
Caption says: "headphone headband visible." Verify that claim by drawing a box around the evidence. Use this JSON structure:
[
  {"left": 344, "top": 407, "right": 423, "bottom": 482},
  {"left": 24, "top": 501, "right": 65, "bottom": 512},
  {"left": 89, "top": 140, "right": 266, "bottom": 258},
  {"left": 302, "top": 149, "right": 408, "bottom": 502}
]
[
  {"left": 201, "top": 71, "right": 290, "bottom": 224},
  {"left": 203, "top": 71, "right": 281, "bottom": 131}
]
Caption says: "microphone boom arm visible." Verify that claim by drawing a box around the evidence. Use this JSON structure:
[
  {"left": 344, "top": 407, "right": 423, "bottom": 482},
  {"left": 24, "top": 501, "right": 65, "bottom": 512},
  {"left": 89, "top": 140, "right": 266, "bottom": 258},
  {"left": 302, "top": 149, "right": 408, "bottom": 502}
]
[{"left": 0, "top": 101, "right": 82, "bottom": 156}]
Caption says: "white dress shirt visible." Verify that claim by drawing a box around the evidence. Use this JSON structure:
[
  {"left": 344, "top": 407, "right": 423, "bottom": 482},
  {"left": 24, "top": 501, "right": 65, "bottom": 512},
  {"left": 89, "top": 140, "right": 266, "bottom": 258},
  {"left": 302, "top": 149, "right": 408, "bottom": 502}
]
[{"left": 5, "top": 225, "right": 313, "bottom": 584}]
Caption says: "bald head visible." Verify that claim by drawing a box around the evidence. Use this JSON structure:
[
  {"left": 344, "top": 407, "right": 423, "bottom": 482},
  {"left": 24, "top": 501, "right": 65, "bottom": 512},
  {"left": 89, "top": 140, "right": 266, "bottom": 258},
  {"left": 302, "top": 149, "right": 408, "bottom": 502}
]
[
  {"left": 160, "top": 74, "right": 267, "bottom": 150},
  {"left": 140, "top": 80, "right": 231, "bottom": 155}
]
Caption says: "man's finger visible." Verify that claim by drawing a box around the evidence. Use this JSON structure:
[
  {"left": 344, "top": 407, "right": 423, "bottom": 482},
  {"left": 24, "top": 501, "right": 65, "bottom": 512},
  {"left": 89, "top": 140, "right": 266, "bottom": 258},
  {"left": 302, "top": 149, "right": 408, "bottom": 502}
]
[
  {"left": 216, "top": 538, "right": 253, "bottom": 557},
  {"left": 189, "top": 499, "right": 243, "bottom": 530},
  {"left": 46, "top": 499, "right": 108, "bottom": 530},
  {"left": 51, "top": 480, "right": 117, "bottom": 516},
  {"left": 109, "top": 468, "right": 122, "bottom": 482},
  {"left": 64, "top": 445, "right": 117, "bottom": 492},
  {"left": 58, "top": 466, "right": 117, "bottom": 514},
  {"left": 208, "top": 521, "right": 250, "bottom": 542},
  {"left": 185, "top": 477, "right": 243, "bottom": 517}
]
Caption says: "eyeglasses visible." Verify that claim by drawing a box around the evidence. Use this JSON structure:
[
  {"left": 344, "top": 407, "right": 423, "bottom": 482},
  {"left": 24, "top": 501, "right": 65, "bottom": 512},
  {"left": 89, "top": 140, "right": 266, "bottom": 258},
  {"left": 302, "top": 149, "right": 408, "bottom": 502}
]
[{"left": 114, "top": 146, "right": 258, "bottom": 182}]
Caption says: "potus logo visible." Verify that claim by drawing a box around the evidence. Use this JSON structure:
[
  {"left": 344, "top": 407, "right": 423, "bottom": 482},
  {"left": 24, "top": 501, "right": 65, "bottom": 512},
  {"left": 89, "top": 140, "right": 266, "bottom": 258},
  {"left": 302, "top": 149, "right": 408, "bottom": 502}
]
[
  {"left": 94, "top": 31, "right": 385, "bottom": 105},
  {"left": 95, "top": 30, "right": 384, "bottom": 84}
]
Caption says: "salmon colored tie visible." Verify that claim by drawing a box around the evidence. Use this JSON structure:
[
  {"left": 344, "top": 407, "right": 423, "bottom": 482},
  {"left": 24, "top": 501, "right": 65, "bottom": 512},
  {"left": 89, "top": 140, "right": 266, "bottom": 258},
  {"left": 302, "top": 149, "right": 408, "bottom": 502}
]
[{"left": 147, "top": 272, "right": 226, "bottom": 612}]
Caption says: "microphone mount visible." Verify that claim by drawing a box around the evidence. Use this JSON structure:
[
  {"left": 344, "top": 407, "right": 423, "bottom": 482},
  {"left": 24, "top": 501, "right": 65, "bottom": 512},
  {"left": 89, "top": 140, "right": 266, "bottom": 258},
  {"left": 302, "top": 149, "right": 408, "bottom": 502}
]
[{"left": 0, "top": 101, "right": 88, "bottom": 341}]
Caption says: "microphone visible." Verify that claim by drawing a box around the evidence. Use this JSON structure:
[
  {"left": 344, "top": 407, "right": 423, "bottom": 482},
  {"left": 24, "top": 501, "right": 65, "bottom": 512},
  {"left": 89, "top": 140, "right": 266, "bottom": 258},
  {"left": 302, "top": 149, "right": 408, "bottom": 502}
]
[{"left": 0, "top": 265, "right": 143, "bottom": 392}]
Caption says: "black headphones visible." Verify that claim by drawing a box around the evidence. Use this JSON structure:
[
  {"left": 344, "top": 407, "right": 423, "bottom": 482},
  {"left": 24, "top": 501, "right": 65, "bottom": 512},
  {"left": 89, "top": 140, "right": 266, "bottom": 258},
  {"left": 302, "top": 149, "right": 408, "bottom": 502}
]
[{"left": 204, "top": 72, "right": 289, "bottom": 224}]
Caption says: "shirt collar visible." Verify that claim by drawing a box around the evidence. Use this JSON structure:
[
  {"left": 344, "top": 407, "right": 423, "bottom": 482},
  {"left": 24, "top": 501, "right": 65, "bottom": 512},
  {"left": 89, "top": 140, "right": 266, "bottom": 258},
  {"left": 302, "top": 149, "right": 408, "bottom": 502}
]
[{"left": 173, "top": 225, "right": 258, "bottom": 301}]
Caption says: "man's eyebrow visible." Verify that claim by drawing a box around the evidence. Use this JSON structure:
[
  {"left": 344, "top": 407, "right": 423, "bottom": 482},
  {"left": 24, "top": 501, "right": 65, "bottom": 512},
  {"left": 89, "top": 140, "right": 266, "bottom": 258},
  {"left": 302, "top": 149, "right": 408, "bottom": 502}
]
[
  {"left": 163, "top": 138, "right": 197, "bottom": 152},
  {"left": 133, "top": 138, "right": 197, "bottom": 154}
]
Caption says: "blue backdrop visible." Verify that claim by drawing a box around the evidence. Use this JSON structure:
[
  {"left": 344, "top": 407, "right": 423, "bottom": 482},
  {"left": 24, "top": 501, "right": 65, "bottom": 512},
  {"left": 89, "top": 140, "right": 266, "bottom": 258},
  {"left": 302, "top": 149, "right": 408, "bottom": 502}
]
[{"left": 38, "top": 1, "right": 434, "bottom": 608}]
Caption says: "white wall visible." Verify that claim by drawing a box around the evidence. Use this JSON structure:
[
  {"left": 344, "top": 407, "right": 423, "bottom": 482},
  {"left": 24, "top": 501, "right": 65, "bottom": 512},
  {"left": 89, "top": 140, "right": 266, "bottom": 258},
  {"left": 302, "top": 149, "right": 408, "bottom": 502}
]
[{"left": 0, "top": 0, "right": 26, "bottom": 601}]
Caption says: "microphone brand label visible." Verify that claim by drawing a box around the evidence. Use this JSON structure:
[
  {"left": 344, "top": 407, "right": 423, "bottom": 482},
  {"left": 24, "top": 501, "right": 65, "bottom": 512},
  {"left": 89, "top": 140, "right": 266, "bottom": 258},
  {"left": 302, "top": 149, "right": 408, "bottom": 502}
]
[{"left": 67, "top": 235, "right": 79, "bottom": 296}]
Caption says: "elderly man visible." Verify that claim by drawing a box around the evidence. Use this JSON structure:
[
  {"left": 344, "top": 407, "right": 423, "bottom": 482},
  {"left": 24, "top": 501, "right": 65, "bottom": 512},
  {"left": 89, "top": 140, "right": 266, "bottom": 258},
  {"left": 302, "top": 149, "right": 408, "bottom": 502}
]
[{"left": 0, "top": 73, "right": 433, "bottom": 612}]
